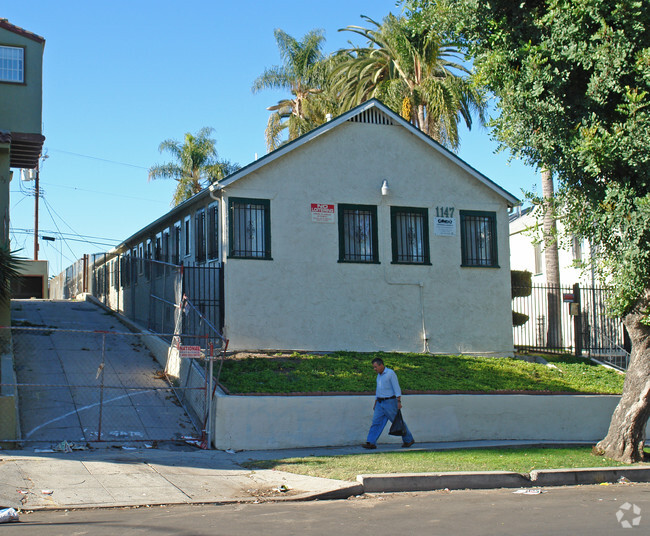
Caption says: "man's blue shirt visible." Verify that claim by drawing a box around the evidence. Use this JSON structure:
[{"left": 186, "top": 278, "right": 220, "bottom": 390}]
[{"left": 376, "top": 367, "right": 402, "bottom": 398}]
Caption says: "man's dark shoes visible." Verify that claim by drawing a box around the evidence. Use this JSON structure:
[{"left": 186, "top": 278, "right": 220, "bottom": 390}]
[
  {"left": 362, "top": 442, "right": 377, "bottom": 449},
  {"left": 401, "top": 440, "right": 415, "bottom": 448}
]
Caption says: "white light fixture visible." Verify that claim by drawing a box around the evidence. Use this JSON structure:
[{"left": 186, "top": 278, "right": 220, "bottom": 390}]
[{"left": 381, "top": 179, "right": 390, "bottom": 196}]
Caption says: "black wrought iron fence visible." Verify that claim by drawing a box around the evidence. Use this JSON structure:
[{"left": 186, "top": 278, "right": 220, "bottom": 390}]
[
  {"left": 88, "top": 254, "right": 223, "bottom": 343},
  {"left": 512, "top": 283, "right": 630, "bottom": 369}
]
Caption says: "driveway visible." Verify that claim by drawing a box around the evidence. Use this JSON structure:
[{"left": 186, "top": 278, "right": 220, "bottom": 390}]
[{"left": 10, "top": 299, "right": 197, "bottom": 445}]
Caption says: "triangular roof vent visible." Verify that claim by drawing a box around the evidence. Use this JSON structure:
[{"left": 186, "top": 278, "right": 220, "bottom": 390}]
[{"left": 348, "top": 107, "right": 394, "bottom": 125}]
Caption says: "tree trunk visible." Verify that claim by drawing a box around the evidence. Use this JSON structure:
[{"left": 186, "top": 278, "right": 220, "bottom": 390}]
[
  {"left": 595, "top": 292, "right": 650, "bottom": 463},
  {"left": 541, "top": 169, "right": 562, "bottom": 348},
  {"left": 417, "top": 105, "right": 428, "bottom": 136}
]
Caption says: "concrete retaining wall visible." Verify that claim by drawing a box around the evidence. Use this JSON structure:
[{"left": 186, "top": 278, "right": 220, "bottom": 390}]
[
  {"left": 211, "top": 392, "right": 650, "bottom": 451},
  {"left": 0, "top": 346, "right": 19, "bottom": 444}
]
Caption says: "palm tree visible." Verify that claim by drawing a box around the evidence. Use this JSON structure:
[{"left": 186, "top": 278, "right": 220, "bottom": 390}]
[
  {"left": 148, "top": 127, "right": 238, "bottom": 206},
  {"left": 0, "top": 246, "right": 22, "bottom": 303},
  {"left": 541, "top": 168, "right": 563, "bottom": 348},
  {"left": 252, "top": 29, "right": 336, "bottom": 152},
  {"left": 335, "top": 14, "right": 486, "bottom": 150}
]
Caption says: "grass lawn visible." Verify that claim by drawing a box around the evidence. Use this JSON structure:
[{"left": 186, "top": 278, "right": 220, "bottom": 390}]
[
  {"left": 241, "top": 447, "right": 649, "bottom": 482},
  {"left": 217, "top": 351, "right": 624, "bottom": 395}
]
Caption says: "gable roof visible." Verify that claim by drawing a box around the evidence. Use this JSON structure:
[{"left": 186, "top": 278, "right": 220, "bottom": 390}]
[
  {"left": 114, "top": 99, "right": 520, "bottom": 252},
  {"left": 0, "top": 19, "right": 45, "bottom": 44},
  {"left": 216, "top": 98, "right": 520, "bottom": 207}
]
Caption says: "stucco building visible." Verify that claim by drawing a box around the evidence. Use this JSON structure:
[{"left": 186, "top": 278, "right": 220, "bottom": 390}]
[
  {"left": 87, "top": 100, "right": 519, "bottom": 355},
  {"left": 0, "top": 19, "right": 46, "bottom": 319}
]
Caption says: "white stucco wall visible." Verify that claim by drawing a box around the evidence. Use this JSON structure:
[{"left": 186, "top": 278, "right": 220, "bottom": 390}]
[
  {"left": 510, "top": 210, "right": 592, "bottom": 287},
  {"left": 212, "top": 392, "right": 646, "bottom": 451},
  {"left": 220, "top": 120, "right": 514, "bottom": 355}
]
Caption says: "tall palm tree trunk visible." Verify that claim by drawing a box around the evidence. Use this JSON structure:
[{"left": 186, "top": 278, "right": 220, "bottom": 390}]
[
  {"left": 542, "top": 168, "right": 562, "bottom": 348},
  {"left": 417, "top": 105, "right": 428, "bottom": 135}
]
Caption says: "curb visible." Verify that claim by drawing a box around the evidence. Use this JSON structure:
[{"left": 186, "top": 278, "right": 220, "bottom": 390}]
[
  {"left": 530, "top": 466, "right": 650, "bottom": 487},
  {"left": 357, "top": 466, "right": 650, "bottom": 493}
]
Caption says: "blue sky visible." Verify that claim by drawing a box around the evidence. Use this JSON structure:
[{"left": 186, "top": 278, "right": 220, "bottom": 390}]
[{"left": 6, "top": 0, "right": 540, "bottom": 276}]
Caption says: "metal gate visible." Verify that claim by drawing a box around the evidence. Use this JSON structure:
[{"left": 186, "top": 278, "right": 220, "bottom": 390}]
[
  {"left": 1, "top": 326, "right": 213, "bottom": 446},
  {"left": 512, "top": 283, "right": 630, "bottom": 369}
]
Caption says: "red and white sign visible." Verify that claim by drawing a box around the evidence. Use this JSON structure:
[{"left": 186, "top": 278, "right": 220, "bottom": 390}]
[
  {"left": 311, "top": 203, "right": 335, "bottom": 223},
  {"left": 179, "top": 345, "right": 202, "bottom": 359}
]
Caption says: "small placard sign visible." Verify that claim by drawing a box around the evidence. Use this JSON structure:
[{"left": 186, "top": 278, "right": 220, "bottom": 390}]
[
  {"left": 311, "top": 203, "right": 335, "bottom": 223},
  {"left": 434, "top": 217, "right": 456, "bottom": 236},
  {"left": 179, "top": 345, "right": 202, "bottom": 359}
]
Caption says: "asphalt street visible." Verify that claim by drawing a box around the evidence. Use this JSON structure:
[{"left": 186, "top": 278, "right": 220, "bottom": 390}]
[{"left": 9, "top": 482, "right": 650, "bottom": 536}]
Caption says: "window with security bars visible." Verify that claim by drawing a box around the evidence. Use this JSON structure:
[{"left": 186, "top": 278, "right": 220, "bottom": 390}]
[
  {"left": 173, "top": 222, "right": 181, "bottom": 264},
  {"left": 229, "top": 198, "right": 271, "bottom": 259},
  {"left": 195, "top": 209, "right": 206, "bottom": 263},
  {"left": 338, "top": 204, "right": 379, "bottom": 263},
  {"left": 207, "top": 203, "right": 219, "bottom": 260},
  {"left": 391, "top": 207, "right": 430, "bottom": 264},
  {"left": 460, "top": 211, "right": 498, "bottom": 267},
  {"left": 0, "top": 46, "right": 24, "bottom": 83}
]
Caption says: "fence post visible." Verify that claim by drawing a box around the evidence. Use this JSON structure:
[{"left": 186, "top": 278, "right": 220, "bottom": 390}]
[
  {"left": 97, "top": 332, "right": 106, "bottom": 442},
  {"left": 573, "top": 283, "right": 582, "bottom": 358}
]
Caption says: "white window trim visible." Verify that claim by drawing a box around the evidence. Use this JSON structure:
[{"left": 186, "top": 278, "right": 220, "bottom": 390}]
[{"left": 0, "top": 45, "right": 24, "bottom": 83}]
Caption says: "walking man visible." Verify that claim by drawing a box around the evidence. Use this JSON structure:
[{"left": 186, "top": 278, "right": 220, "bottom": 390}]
[{"left": 363, "top": 357, "right": 415, "bottom": 449}]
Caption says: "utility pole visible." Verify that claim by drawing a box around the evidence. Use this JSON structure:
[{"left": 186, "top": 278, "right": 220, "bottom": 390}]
[
  {"left": 34, "top": 159, "right": 39, "bottom": 260},
  {"left": 32, "top": 153, "right": 47, "bottom": 260}
]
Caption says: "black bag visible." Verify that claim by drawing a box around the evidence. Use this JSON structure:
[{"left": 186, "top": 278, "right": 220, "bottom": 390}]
[{"left": 389, "top": 410, "right": 407, "bottom": 436}]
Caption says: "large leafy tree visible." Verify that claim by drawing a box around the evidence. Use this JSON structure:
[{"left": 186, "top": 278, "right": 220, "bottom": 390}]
[
  {"left": 334, "top": 13, "right": 486, "bottom": 150},
  {"left": 408, "top": 0, "right": 650, "bottom": 461},
  {"left": 148, "top": 127, "right": 238, "bottom": 206},
  {"left": 252, "top": 29, "right": 337, "bottom": 152}
]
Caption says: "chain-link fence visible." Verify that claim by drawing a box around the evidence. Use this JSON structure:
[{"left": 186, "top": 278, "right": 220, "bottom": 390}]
[{"left": 1, "top": 326, "right": 223, "bottom": 446}]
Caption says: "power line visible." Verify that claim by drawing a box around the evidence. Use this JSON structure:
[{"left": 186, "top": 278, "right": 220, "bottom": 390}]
[
  {"left": 11, "top": 229, "right": 117, "bottom": 248},
  {"left": 39, "top": 182, "right": 169, "bottom": 204},
  {"left": 41, "top": 197, "right": 84, "bottom": 260},
  {"left": 10, "top": 228, "right": 120, "bottom": 243},
  {"left": 49, "top": 148, "right": 149, "bottom": 170}
]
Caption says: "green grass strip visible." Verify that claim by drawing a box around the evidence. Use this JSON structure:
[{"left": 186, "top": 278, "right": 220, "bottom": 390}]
[
  {"left": 218, "top": 352, "right": 624, "bottom": 395},
  {"left": 241, "top": 447, "right": 648, "bottom": 482}
]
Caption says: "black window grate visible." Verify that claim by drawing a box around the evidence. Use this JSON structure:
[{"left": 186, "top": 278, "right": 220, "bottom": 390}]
[
  {"left": 207, "top": 204, "right": 219, "bottom": 260},
  {"left": 391, "top": 207, "right": 429, "bottom": 264},
  {"left": 461, "top": 211, "right": 497, "bottom": 267},
  {"left": 195, "top": 209, "right": 206, "bottom": 263},
  {"left": 229, "top": 198, "right": 271, "bottom": 259},
  {"left": 339, "top": 205, "right": 378, "bottom": 263}
]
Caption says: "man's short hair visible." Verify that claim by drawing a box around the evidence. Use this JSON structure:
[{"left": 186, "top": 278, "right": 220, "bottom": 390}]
[{"left": 371, "top": 357, "right": 384, "bottom": 366}]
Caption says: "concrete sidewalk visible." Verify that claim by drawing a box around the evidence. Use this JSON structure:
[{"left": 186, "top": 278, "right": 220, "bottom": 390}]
[{"left": 2, "top": 440, "right": 650, "bottom": 511}]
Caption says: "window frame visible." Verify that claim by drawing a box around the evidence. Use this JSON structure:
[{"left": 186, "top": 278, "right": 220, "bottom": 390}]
[
  {"left": 460, "top": 210, "right": 499, "bottom": 268},
  {"left": 207, "top": 202, "right": 219, "bottom": 261},
  {"left": 572, "top": 236, "right": 583, "bottom": 262},
  {"left": 228, "top": 197, "right": 272, "bottom": 260},
  {"left": 195, "top": 208, "right": 206, "bottom": 263},
  {"left": 0, "top": 44, "right": 25, "bottom": 84},
  {"left": 338, "top": 203, "right": 379, "bottom": 264},
  {"left": 173, "top": 221, "right": 181, "bottom": 265},
  {"left": 183, "top": 216, "right": 191, "bottom": 258},
  {"left": 162, "top": 228, "right": 170, "bottom": 263},
  {"left": 390, "top": 206, "right": 431, "bottom": 265}
]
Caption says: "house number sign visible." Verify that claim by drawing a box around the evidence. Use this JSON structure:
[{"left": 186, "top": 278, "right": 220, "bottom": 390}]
[
  {"left": 435, "top": 206, "right": 454, "bottom": 218},
  {"left": 434, "top": 206, "right": 456, "bottom": 236}
]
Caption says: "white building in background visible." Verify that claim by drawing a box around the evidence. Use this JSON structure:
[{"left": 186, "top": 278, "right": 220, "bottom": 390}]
[
  {"left": 509, "top": 206, "right": 629, "bottom": 365},
  {"left": 509, "top": 206, "right": 593, "bottom": 287}
]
